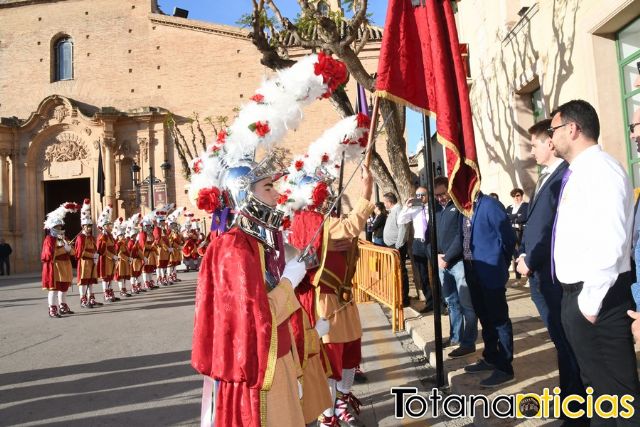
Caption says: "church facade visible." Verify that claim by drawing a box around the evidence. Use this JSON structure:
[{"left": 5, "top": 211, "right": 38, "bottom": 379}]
[{"left": 0, "top": 0, "right": 383, "bottom": 272}]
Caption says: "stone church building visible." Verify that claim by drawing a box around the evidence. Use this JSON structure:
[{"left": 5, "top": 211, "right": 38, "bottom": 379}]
[{"left": 0, "top": 0, "right": 383, "bottom": 272}]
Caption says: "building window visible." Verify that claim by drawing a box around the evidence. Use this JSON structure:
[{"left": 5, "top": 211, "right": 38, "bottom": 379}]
[
  {"left": 531, "top": 87, "right": 544, "bottom": 123},
  {"left": 617, "top": 18, "right": 640, "bottom": 186},
  {"left": 54, "top": 36, "right": 73, "bottom": 81},
  {"left": 317, "top": 1, "right": 329, "bottom": 16}
]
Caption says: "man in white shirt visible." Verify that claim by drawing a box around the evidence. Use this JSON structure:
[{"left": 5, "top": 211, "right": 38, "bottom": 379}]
[
  {"left": 382, "top": 192, "right": 409, "bottom": 305},
  {"left": 398, "top": 187, "right": 434, "bottom": 313},
  {"left": 551, "top": 99, "right": 640, "bottom": 422}
]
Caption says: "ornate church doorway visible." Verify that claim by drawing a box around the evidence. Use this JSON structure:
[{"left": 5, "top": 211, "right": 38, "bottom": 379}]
[{"left": 43, "top": 178, "right": 90, "bottom": 243}]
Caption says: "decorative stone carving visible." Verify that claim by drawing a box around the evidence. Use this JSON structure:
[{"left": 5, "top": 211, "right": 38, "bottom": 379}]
[
  {"left": 93, "top": 139, "right": 100, "bottom": 150},
  {"left": 44, "top": 132, "right": 89, "bottom": 163},
  {"left": 53, "top": 105, "right": 69, "bottom": 123},
  {"left": 72, "top": 119, "right": 80, "bottom": 126},
  {"left": 84, "top": 127, "right": 92, "bottom": 135},
  {"left": 138, "top": 137, "right": 149, "bottom": 162}
]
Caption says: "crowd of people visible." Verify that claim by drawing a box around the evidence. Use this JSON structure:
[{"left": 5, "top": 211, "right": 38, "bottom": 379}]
[
  {"left": 40, "top": 199, "right": 208, "bottom": 317},
  {"left": 369, "top": 100, "right": 640, "bottom": 423}
]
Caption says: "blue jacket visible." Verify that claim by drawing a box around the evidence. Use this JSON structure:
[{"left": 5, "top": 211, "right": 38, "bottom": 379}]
[
  {"left": 468, "top": 193, "right": 516, "bottom": 288},
  {"left": 436, "top": 200, "right": 463, "bottom": 264},
  {"left": 519, "top": 161, "right": 569, "bottom": 283}
]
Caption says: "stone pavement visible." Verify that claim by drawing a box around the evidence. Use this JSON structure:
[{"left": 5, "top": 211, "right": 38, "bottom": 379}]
[
  {"left": 0, "top": 270, "right": 444, "bottom": 426},
  {"left": 404, "top": 276, "right": 640, "bottom": 426}
]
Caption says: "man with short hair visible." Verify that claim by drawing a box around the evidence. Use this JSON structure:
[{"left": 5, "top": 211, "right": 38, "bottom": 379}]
[
  {"left": 382, "top": 192, "right": 410, "bottom": 305},
  {"left": 434, "top": 176, "right": 477, "bottom": 358},
  {"left": 0, "top": 238, "right": 12, "bottom": 276},
  {"left": 462, "top": 192, "right": 516, "bottom": 388},
  {"left": 398, "top": 187, "right": 434, "bottom": 312},
  {"left": 551, "top": 99, "right": 640, "bottom": 422},
  {"left": 516, "top": 119, "right": 585, "bottom": 421}
]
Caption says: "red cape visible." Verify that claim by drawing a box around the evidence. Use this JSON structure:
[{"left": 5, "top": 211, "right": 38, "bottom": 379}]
[
  {"left": 192, "top": 228, "right": 275, "bottom": 427},
  {"left": 41, "top": 235, "right": 56, "bottom": 289}
]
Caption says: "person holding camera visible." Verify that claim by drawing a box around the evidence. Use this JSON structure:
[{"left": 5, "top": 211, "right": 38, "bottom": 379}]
[
  {"left": 398, "top": 187, "right": 436, "bottom": 312},
  {"left": 506, "top": 188, "right": 528, "bottom": 279}
]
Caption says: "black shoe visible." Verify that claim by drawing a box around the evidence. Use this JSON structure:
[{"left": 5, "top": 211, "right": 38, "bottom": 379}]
[
  {"left": 479, "top": 369, "right": 515, "bottom": 388},
  {"left": 354, "top": 367, "right": 368, "bottom": 383},
  {"left": 464, "top": 359, "right": 495, "bottom": 374},
  {"left": 419, "top": 305, "right": 433, "bottom": 314},
  {"left": 448, "top": 346, "right": 476, "bottom": 358}
]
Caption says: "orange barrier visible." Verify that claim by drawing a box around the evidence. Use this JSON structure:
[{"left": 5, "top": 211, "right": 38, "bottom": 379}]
[{"left": 352, "top": 240, "right": 404, "bottom": 332}]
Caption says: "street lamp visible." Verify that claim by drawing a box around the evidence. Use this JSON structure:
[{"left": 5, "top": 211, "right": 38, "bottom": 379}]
[{"left": 131, "top": 160, "right": 171, "bottom": 211}]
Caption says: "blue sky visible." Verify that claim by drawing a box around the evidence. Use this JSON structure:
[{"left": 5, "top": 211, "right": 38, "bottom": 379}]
[{"left": 157, "top": 0, "right": 431, "bottom": 154}]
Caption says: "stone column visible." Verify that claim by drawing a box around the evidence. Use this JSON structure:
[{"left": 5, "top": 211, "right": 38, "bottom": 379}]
[
  {"left": 103, "top": 140, "right": 116, "bottom": 208},
  {"left": 0, "top": 151, "right": 10, "bottom": 233},
  {"left": 0, "top": 151, "right": 7, "bottom": 204}
]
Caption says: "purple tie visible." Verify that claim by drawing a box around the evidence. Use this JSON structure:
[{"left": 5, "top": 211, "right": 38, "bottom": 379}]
[{"left": 551, "top": 169, "right": 572, "bottom": 281}]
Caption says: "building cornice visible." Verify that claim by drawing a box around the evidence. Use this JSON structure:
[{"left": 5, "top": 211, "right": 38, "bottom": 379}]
[{"left": 148, "top": 13, "right": 251, "bottom": 41}]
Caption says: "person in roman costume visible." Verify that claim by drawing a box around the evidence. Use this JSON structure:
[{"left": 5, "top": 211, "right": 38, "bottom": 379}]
[
  {"left": 42, "top": 202, "right": 80, "bottom": 317},
  {"left": 188, "top": 52, "right": 348, "bottom": 427},
  {"left": 127, "top": 214, "right": 145, "bottom": 294},
  {"left": 153, "top": 208, "right": 172, "bottom": 286},
  {"left": 113, "top": 217, "right": 132, "bottom": 298},
  {"left": 279, "top": 114, "right": 374, "bottom": 427},
  {"left": 167, "top": 207, "right": 185, "bottom": 282},
  {"left": 138, "top": 214, "right": 158, "bottom": 290},
  {"left": 96, "top": 205, "right": 120, "bottom": 303},
  {"left": 75, "top": 198, "right": 101, "bottom": 308}
]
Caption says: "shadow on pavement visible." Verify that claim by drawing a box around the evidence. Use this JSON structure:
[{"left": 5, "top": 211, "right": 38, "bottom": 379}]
[{"left": 0, "top": 350, "right": 200, "bottom": 425}]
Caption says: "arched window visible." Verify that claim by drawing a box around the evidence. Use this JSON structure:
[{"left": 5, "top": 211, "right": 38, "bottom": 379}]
[
  {"left": 317, "top": 1, "right": 329, "bottom": 16},
  {"left": 54, "top": 37, "right": 73, "bottom": 81}
]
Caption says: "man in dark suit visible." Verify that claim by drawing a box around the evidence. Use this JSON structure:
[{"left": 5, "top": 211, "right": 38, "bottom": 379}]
[
  {"left": 506, "top": 188, "right": 528, "bottom": 279},
  {"left": 462, "top": 192, "right": 516, "bottom": 388},
  {"left": 434, "top": 176, "right": 478, "bottom": 358},
  {"left": 516, "top": 119, "right": 586, "bottom": 423}
]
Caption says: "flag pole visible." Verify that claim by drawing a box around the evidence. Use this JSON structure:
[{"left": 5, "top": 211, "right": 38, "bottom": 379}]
[
  {"left": 363, "top": 96, "right": 380, "bottom": 168},
  {"left": 422, "top": 114, "right": 445, "bottom": 388}
]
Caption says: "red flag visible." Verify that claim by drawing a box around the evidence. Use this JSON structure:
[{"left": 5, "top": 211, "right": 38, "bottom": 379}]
[{"left": 375, "top": 0, "right": 480, "bottom": 216}]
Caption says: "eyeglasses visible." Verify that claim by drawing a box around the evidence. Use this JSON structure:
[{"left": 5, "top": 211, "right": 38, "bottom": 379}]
[
  {"left": 629, "top": 122, "right": 640, "bottom": 134},
  {"left": 546, "top": 123, "right": 570, "bottom": 138},
  {"left": 415, "top": 193, "right": 427, "bottom": 197}
]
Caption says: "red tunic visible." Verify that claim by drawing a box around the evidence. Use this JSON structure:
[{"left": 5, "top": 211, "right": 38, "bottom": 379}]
[
  {"left": 75, "top": 234, "right": 98, "bottom": 285},
  {"left": 192, "top": 228, "right": 281, "bottom": 427},
  {"left": 128, "top": 239, "right": 144, "bottom": 277},
  {"left": 96, "top": 232, "right": 116, "bottom": 280},
  {"left": 41, "top": 235, "right": 73, "bottom": 292}
]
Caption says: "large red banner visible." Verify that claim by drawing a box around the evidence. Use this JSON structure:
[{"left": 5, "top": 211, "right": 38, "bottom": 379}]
[{"left": 375, "top": 0, "right": 480, "bottom": 216}]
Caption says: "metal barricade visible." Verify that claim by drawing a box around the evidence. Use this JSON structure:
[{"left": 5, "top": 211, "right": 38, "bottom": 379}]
[{"left": 352, "top": 240, "right": 404, "bottom": 332}]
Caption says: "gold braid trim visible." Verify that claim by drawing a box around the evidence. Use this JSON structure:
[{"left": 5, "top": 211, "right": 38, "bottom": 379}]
[
  {"left": 258, "top": 243, "right": 278, "bottom": 427},
  {"left": 373, "top": 92, "right": 481, "bottom": 217}
]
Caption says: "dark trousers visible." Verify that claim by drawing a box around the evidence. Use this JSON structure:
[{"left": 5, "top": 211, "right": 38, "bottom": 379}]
[
  {"left": 398, "top": 244, "right": 410, "bottom": 305},
  {"left": 412, "top": 239, "right": 433, "bottom": 309},
  {"left": 535, "top": 274, "right": 586, "bottom": 420},
  {"left": 464, "top": 261, "right": 513, "bottom": 375},
  {"left": 561, "top": 272, "right": 640, "bottom": 426},
  {"left": 0, "top": 256, "right": 8, "bottom": 276}
]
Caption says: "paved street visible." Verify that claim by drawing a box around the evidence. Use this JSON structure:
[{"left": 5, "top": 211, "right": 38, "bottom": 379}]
[{"left": 0, "top": 272, "right": 436, "bottom": 427}]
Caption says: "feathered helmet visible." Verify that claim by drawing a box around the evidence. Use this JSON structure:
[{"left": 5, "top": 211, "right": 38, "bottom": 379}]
[
  {"left": 277, "top": 113, "right": 371, "bottom": 221},
  {"left": 97, "top": 205, "right": 113, "bottom": 228},
  {"left": 154, "top": 210, "right": 167, "bottom": 223},
  {"left": 141, "top": 213, "right": 154, "bottom": 230},
  {"left": 43, "top": 202, "right": 81, "bottom": 230},
  {"left": 80, "top": 198, "right": 93, "bottom": 225},
  {"left": 113, "top": 217, "right": 126, "bottom": 237},
  {"left": 187, "top": 53, "right": 348, "bottom": 242},
  {"left": 168, "top": 206, "right": 185, "bottom": 228},
  {"left": 126, "top": 213, "right": 142, "bottom": 237},
  {"left": 181, "top": 211, "right": 194, "bottom": 233}
]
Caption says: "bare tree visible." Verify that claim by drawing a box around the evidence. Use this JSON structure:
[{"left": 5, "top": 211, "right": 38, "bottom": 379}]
[
  {"left": 167, "top": 113, "right": 228, "bottom": 179},
  {"left": 242, "top": 0, "right": 413, "bottom": 201}
]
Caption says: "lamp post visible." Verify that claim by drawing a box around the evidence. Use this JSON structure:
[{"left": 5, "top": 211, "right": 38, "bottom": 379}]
[{"left": 131, "top": 160, "right": 172, "bottom": 211}]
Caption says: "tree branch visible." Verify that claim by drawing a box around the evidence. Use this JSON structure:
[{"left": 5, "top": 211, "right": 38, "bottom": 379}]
[{"left": 341, "top": 0, "right": 368, "bottom": 47}]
